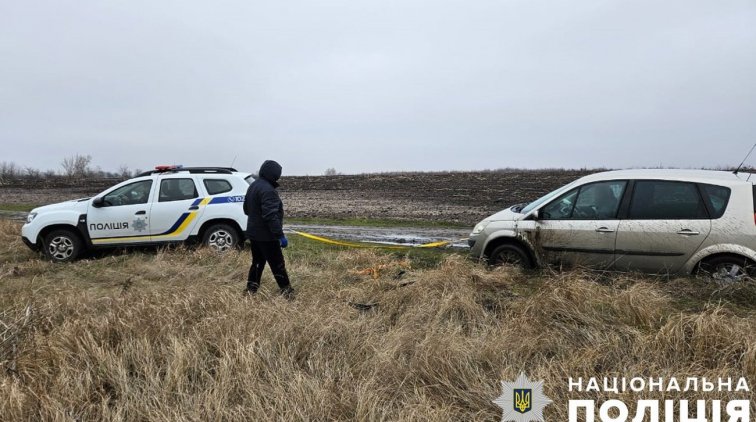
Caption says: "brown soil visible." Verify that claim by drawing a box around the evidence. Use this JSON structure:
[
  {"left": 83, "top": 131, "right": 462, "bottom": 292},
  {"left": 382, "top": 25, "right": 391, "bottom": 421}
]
[{"left": 0, "top": 170, "right": 595, "bottom": 225}]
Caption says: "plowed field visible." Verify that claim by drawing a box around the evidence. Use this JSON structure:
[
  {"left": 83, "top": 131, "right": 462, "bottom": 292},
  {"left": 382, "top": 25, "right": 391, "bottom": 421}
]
[{"left": 0, "top": 169, "right": 596, "bottom": 225}]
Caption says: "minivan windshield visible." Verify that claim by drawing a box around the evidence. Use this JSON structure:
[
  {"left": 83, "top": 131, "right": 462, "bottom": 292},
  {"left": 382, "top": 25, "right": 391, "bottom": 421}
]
[{"left": 519, "top": 181, "right": 580, "bottom": 215}]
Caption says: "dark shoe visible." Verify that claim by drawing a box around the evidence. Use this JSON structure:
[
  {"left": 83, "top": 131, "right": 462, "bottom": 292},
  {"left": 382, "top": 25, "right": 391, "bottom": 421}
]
[
  {"left": 243, "top": 284, "right": 258, "bottom": 296},
  {"left": 280, "top": 286, "right": 296, "bottom": 300},
  {"left": 246, "top": 281, "right": 260, "bottom": 294}
]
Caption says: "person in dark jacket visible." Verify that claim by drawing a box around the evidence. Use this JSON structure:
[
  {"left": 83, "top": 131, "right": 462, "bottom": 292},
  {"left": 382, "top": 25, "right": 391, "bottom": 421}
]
[{"left": 243, "top": 160, "right": 294, "bottom": 298}]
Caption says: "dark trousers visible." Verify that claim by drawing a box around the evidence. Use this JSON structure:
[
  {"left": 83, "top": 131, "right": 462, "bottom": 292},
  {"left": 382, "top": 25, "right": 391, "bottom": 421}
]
[{"left": 247, "top": 240, "right": 290, "bottom": 292}]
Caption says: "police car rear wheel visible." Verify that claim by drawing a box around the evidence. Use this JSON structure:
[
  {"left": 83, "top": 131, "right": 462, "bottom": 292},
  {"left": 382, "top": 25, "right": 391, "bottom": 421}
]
[
  {"left": 43, "top": 229, "right": 82, "bottom": 262},
  {"left": 203, "top": 224, "right": 239, "bottom": 252}
]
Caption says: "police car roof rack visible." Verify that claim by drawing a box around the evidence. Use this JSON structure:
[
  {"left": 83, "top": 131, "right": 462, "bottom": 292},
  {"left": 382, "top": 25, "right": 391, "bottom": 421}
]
[
  {"left": 184, "top": 167, "right": 237, "bottom": 174},
  {"left": 137, "top": 166, "right": 238, "bottom": 177}
]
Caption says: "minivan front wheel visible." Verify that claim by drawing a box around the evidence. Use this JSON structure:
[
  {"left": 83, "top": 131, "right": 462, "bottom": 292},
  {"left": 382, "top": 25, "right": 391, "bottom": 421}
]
[
  {"left": 487, "top": 244, "right": 533, "bottom": 269},
  {"left": 698, "top": 256, "right": 754, "bottom": 282}
]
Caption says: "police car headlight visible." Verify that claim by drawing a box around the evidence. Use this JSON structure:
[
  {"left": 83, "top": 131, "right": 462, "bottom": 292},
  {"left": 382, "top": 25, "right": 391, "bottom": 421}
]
[
  {"left": 472, "top": 221, "right": 490, "bottom": 235},
  {"left": 26, "top": 212, "right": 37, "bottom": 224}
]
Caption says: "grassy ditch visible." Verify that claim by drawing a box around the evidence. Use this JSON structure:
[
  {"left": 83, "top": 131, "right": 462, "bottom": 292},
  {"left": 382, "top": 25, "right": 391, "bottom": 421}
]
[
  {"left": 0, "top": 220, "right": 754, "bottom": 421},
  {"left": 0, "top": 204, "right": 35, "bottom": 212}
]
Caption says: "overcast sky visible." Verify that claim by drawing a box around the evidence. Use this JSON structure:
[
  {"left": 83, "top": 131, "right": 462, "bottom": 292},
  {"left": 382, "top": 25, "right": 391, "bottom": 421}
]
[{"left": 1, "top": 0, "right": 755, "bottom": 175}]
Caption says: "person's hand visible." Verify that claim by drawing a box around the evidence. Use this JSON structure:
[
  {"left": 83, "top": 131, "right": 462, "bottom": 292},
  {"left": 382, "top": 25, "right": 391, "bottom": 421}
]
[{"left": 279, "top": 236, "right": 288, "bottom": 248}]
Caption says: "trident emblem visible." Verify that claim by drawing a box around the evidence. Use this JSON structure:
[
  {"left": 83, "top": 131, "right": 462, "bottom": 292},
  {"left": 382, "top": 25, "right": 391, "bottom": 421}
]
[
  {"left": 514, "top": 389, "right": 532, "bottom": 414},
  {"left": 493, "top": 373, "right": 551, "bottom": 421}
]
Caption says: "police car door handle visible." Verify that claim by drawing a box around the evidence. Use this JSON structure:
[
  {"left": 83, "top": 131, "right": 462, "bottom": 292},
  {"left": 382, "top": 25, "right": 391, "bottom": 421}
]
[
  {"left": 595, "top": 227, "right": 614, "bottom": 233},
  {"left": 188, "top": 205, "right": 199, "bottom": 210},
  {"left": 135, "top": 210, "right": 146, "bottom": 215}
]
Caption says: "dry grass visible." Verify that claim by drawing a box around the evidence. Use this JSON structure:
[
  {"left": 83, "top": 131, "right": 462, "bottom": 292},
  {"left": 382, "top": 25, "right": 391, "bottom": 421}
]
[{"left": 0, "top": 220, "right": 754, "bottom": 421}]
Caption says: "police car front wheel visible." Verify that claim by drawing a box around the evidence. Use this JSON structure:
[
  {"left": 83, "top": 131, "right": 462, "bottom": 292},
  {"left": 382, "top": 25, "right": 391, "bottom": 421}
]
[
  {"left": 43, "top": 229, "right": 83, "bottom": 262},
  {"left": 202, "top": 224, "right": 240, "bottom": 252}
]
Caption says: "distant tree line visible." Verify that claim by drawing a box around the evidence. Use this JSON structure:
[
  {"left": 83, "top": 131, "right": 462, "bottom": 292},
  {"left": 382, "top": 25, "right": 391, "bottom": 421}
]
[
  {"left": 1, "top": 159, "right": 751, "bottom": 183},
  {"left": 0, "top": 155, "right": 141, "bottom": 183},
  {"left": 323, "top": 167, "right": 341, "bottom": 176}
]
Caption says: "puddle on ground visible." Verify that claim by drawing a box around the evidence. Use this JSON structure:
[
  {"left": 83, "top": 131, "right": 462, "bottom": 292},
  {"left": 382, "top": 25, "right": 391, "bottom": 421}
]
[{"left": 286, "top": 224, "right": 470, "bottom": 248}]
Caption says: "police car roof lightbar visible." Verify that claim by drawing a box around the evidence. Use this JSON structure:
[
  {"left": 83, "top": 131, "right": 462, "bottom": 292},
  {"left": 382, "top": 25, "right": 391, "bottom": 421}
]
[{"left": 136, "top": 166, "right": 238, "bottom": 177}]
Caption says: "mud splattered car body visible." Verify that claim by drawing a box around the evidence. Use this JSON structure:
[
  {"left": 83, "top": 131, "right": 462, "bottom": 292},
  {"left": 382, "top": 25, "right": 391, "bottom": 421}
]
[{"left": 469, "top": 169, "right": 756, "bottom": 280}]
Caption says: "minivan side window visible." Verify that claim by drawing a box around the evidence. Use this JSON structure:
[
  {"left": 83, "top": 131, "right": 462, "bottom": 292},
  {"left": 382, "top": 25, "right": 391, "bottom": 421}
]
[
  {"left": 541, "top": 188, "right": 579, "bottom": 220},
  {"left": 573, "top": 181, "right": 627, "bottom": 219},
  {"left": 540, "top": 181, "right": 627, "bottom": 220},
  {"left": 628, "top": 180, "right": 708, "bottom": 220},
  {"left": 699, "top": 184, "right": 731, "bottom": 219}
]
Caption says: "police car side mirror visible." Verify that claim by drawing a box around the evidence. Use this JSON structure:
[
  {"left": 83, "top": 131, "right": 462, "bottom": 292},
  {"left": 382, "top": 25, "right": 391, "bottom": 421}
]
[
  {"left": 528, "top": 210, "right": 540, "bottom": 220},
  {"left": 92, "top": 197, "right": 105, "bottom": 208}
]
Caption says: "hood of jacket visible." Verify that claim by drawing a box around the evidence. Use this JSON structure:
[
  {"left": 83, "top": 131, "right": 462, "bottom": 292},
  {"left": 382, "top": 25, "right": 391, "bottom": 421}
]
[{"left": 259, "top": 160, "right": 282, "bottom": 186}]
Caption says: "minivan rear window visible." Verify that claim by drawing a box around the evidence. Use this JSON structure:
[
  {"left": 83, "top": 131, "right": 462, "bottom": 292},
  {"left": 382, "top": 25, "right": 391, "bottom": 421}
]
[
  {"left": 699, "top": 184, "right": 731, "bottom": 219},
  {"left": 628, "top": 180, "right": 708, "bottom": 220}
]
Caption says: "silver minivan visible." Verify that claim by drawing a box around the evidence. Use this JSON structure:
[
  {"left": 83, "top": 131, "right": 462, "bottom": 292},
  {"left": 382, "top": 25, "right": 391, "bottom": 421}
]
[{"left": 468, "top": 169, "right": 756, "bottom": 280}]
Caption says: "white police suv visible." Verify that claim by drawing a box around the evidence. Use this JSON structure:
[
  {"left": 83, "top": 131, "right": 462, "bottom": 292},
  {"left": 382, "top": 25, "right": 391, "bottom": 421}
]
[{"left": 22, "top": 166, "right": 253, "bottom": 262}]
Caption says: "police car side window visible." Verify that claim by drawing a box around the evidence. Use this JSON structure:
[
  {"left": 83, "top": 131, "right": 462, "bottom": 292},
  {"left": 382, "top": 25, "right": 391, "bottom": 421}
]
[
  {"left": 204, "top": 179, "right": 232, "bottom": 195},
  {"left": 159, "top": 178, "right": 198, "bottom": 202},
  {"left": 104, "top": 180, "right": 153, "bottom": 206}
]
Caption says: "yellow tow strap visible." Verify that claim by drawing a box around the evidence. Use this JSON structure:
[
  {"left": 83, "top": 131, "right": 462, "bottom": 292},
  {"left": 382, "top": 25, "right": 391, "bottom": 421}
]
[{"left": 289, "top": 230, "right": 454, "bottom": 249}]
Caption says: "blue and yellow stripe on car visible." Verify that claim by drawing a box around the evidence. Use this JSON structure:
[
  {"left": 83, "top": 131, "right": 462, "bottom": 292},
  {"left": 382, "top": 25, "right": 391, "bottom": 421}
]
[
  {"left": 193, "top": 196, "right": 244, "bottom": 206},
  {"left": 90, "top": 196, "right": 240, "bottom": 244},
  {"left": 191, "top": 197, "right": 213, "bottom": 207}
]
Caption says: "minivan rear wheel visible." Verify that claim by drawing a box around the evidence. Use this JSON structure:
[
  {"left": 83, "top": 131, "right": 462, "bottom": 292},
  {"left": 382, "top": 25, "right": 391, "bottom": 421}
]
[
  {"left": 488, "top": 244, "right": 533, "bottom": 269},
  {"left": 698, "top": 256, "right": 754, "bottom": 282}
]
